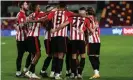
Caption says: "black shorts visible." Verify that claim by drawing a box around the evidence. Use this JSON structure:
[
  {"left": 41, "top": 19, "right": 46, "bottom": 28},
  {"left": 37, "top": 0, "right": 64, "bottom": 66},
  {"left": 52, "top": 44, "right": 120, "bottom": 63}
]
[
  {"left": 70, "top": 40, "right": 85, "bottom": 54},
  {"left": 87, "top": 43, "right": 101, "bottom": 56},
  {"left": 51, "top": 36, "right": 67, "bottom": 53},
  {"left": 27, "top": 36, "right": 41, "bottom": 53},
  {"left": 16, "top": 40, "right": 28, "bottom": 53},
  {"left": 44, "top": 39, "right": 51, "bottom": 55}
]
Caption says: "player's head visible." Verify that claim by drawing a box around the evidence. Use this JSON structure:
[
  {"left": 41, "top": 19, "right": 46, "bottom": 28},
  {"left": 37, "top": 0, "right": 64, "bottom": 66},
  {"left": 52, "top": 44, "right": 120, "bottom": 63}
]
[
  {"left": 46, "top": 5, "right": 58, "bottom": 12},
  {"left": 79, "top": 7, "right": 87, "bottom": 17},
  {"left": 52, "top": 7, "right": 58, "bottom": 11},
  {"left": 58, "top": 2, "right": 66, "bottom": 9},
  {"left": 32, "top": 3, "right": 40, "bottom": 12},
  {"left": 19, "top": 1, "right": 29, "bottom": 11},
  {"left": 87, "top": 7, "right": 95, "bottom": 16}
]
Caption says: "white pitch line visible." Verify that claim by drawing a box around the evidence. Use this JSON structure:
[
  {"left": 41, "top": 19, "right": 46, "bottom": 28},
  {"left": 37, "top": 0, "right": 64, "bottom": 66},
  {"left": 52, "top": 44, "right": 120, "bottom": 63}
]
[{"left": 1, "top": 42, "right": 6, "bottom": 45}]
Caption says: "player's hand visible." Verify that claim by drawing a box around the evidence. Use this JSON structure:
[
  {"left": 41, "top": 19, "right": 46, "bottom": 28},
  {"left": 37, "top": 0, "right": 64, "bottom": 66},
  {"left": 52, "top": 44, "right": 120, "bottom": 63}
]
[
  {"left": 50, "top": 29, "right": 57, "bottom": 33},
  {"left": 78, "top": 30, "right": 84, "bottom": 34}
]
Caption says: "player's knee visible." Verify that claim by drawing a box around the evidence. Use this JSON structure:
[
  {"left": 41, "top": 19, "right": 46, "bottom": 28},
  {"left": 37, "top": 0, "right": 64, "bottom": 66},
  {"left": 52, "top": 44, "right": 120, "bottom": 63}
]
[
  {"left": 58, "top": 53, "right": 64, "bottom": 59},
  {"left": 72, "top": 54, "right": 77, "bottom": 59},
  {"left": 80, "top": 54, "right": 86, "bottom": 58},
  {"left": 58, "top": 54, "right": 64, "bottom": 59}
]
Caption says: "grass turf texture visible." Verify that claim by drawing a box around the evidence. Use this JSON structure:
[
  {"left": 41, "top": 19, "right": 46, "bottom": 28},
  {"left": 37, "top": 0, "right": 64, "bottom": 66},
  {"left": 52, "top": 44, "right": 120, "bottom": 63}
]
[{"left": 1, "top": 36, "right": 133, "bottom": 80}]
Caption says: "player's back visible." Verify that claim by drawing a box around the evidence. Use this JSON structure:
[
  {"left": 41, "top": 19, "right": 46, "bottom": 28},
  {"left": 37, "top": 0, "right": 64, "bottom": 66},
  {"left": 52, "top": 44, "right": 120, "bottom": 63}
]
[
  {"left": 69, "top": 16, "right": 88, "bottom": 40},
  {"left": 48, "top": 10, "right": 73, "bottom": 37}
]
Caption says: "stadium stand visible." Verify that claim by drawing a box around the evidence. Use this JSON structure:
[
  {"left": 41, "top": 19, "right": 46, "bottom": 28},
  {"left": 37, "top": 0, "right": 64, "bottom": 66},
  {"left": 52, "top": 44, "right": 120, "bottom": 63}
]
[
  {"left": 1, "top": 1, "right": 133, "bottom": 30},
  {"left": 100, "top": 1, "right": 133, "bottom": 28}
]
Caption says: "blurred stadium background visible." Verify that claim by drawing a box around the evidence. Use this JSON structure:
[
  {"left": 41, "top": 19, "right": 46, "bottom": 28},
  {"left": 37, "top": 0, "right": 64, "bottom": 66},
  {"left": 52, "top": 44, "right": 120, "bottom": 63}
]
[
  {"left": 1, "top": 1, "right": 133, "bottom": 80},
  {"left": 1, "top": 1, "right": 133, "bottom": 36}
]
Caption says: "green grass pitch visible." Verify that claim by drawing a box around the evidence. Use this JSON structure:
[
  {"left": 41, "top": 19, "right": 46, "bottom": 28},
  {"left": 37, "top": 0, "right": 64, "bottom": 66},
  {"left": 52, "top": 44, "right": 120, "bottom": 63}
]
[{"left": 1, "top": 36, "right": 133, "bottom": 80}]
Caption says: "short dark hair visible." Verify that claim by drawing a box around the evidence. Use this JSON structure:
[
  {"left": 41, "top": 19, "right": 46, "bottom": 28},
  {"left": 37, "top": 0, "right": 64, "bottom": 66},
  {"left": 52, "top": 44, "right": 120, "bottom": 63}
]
[
  {"left": 18, "top": 1, "right": 25, "bottom": 8},
  {"left": 46, "top": 5, "right": 51, "bottom": 10},
  {"left": 58, "top": 1, "right": 66, "bottom": 8},
  {"left": 87, "top": 7, "right": 95, "bottom": 16},
  {"left": 79, "top": 7, "right": 86, "bottom": 11},
  {"left": 87, "top": 7, "right": 94, "bottom": 12},
  {"left": 30, "top": 2, "right": 38, "bottom": 11}
]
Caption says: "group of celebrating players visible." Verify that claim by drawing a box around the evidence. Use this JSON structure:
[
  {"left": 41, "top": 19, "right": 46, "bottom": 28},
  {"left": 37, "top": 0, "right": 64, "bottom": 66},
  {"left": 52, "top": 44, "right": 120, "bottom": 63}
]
[{"left": 15, "top": 1, "right": 101, "bottom": 80}]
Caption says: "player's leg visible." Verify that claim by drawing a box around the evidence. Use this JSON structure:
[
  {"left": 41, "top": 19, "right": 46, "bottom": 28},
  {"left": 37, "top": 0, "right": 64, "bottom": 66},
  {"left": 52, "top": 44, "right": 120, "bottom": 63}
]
[
  {"left": 50, "top": 54, "right": 58, "bottom": 78},
  {"left": 70, "top": 40, "right": 78, "bottom": 79},
  {"left": 76, "top": 53, "right": 80, "bottom": 74},
  {"left": 70, "top": 53, "right": 77, "bottom": 79},
  {"left": 77, "top": 40, "right": 86, "bottom": 79},
  {"left": 65, "top": 52, "right": 72, "bottom": 77},
  {"left": 88, "top": 43, "right": 101, "bottom": 79},
  {"left": 65, "top": 38, "right": 72, "bottom": 77},
  {"left": 23, "top": 39, "right": 32, "bottom": 73},
  {"left": 49, "top": 37, "right": 57, "bottom": 78},
  {"left": 40, "top": 39, "right": 52, "bottom": 78},
  {"left": 95, "top": 43, "right": 101, "bottom": 73},
  {"left": 23, "top": 53, "right": 31, "bottom": 73},
  {"left": 16, "top": 41, "right": 25, "bottom": 77},
  {"left": 55, "top": 37, "right": 66, "bottom": 80},
  {"left": 93, "top": 43, "right": 100, "bottom": 74},
  {"left": 25, "top": 37, "right": 41, "bottom": 79}
]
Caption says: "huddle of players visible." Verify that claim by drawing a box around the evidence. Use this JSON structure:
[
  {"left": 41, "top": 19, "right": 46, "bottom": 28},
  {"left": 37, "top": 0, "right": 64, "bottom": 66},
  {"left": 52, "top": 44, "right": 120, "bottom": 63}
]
[{"left": 15, "top": 1, "right": 101, "bottom": 80}]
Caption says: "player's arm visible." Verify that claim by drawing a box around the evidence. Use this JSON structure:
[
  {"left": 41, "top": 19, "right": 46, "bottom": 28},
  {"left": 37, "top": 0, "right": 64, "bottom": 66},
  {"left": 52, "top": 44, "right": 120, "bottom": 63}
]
[
  {"left": 13, "top": 18, "right": 18, "bottom": 29},
  {"left": 16, "top": 14, "right": 27, "bottom": 28},
  {"left": 85, "top": 18, "right": 95, "bottom": 34},
  {"left": 28, "top": 16, "right": 47, "bottom": 23},
  {"left": 27, "top": 11, "right": 54, "bottom": 23},
  {"left": 85, "top": 16, "right": 98, "bottom": 30},
  {"left": 66, "top": 11, "right": 81, "bottom": 17},
  {"left": 51, "top": 21, "right": 70, "bottom": 33},
  {"left": 50, "top": 17, "right": 73, "bottom": 33}
]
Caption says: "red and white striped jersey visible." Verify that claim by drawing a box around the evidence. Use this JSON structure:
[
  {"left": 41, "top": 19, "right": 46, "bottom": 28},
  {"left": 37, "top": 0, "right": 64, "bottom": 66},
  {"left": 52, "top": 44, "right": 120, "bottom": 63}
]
[
  {"left": 16, "top": 10, "right": 28, "bottom": 41},
  {"left": 88, "top": 16, "right": 100, "bottom": 43},
  {"left": 47, "top": 10, "right": 74, "bottom": 37},
  {"left": 68, "top": 16, "right": 90, "bottom": 40},
  {"left": 27, "top": 11, "right": 45, "bottom": 37}
]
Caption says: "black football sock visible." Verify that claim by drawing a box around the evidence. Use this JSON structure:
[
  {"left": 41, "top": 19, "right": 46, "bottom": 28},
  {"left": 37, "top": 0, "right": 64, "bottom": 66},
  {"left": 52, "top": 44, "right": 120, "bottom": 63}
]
[
  {"left": 29, "top": 64, "right": 35, "bottom": 73},
  {"left": 16, "top": 52, "right": 24, "bottom": 71},
  {"left": 59, "top": 59, "right": 63, "bottom": 73},
  {"left": 78, "top": 58, "right": 85, "bottom": 75},
  {"left": 89, "top": 56, "right": 97, "bottom": 70},
  {"left": 55, "top": 58, "right": 60, "bottom": 74},
  {"left": 42, "top": 56, "right": 52, "bottom": 71},
  {"left": 66, "top": 54, "right": 71, "bottom": 71},
  {"left": 25, "top": 53, "right": 31, "bottom": 68},
  {"left": 94, "top": 56, "right": 100, "bottom": 70},
  {"left": 71, "top": 59, "right": 77, "bottom": 76},
  {"left": 51, "top": 57, "right": 57, "bottom": 72}
]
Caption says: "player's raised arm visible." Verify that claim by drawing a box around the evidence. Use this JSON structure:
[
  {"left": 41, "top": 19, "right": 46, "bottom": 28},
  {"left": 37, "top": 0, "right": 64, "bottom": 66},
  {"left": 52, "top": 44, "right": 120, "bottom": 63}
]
[
  {"left": 85, "top": 18, "right": 95, "bottom": 34},
  {"left": 16, "top": 11, "right": 27, "bottom": 28},
  {"left": 27, "top": 15, "right": 47, "bottom": 23}
]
